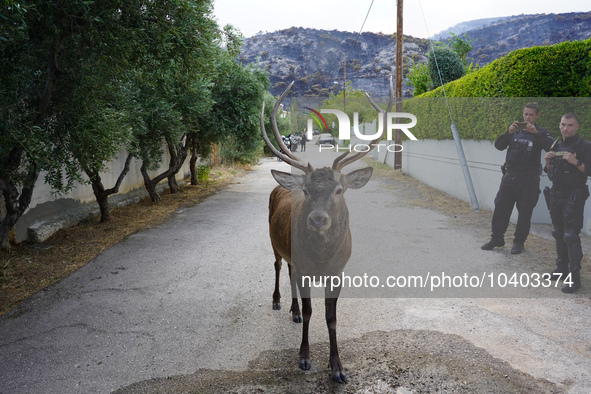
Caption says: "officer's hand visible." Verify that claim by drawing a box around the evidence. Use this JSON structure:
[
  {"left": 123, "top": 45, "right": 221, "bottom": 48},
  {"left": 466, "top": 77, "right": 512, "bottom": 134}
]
[
  {"left": 563, "top": 152, "right": 577, "bottom": 165},
  {"left": 524, "top": 122, "right": 537, "bottom": 134},
  {"left": 544, "top": 151, "right": 555, "bottom": 164},
  {"left": 508, "top": 122, "right": 518, "bottom": 134}
]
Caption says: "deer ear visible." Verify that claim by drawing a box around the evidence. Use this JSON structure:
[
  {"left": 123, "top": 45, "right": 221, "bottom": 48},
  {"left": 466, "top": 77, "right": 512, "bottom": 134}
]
[
  {"left": 343, "top": 167, "right": 373, "bottom": 189},
  {"left": 271, "top": 169, "right": 306, "bottom": 190}
]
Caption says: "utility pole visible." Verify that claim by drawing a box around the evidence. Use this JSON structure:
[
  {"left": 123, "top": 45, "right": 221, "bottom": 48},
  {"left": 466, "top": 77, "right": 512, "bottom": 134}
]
[
  {"left": 343, "top": 60, "right": 346, "bottom": 111},
  {"left": 394, "top": 0, "right": 403, "bottom": 169}
]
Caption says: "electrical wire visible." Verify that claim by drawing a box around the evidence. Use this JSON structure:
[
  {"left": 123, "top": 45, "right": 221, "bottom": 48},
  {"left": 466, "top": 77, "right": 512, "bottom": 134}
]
[
  {"left": 417, "top": 0, "right": 454, "bottom": 124},
  {"left": 343, "top": 0, "right": 376, "bottom": 63}
]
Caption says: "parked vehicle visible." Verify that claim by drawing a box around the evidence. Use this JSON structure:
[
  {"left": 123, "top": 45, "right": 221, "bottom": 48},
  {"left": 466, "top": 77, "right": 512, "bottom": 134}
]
[{"left": 317, "top": 133, "right": 336, "bottom": 145}]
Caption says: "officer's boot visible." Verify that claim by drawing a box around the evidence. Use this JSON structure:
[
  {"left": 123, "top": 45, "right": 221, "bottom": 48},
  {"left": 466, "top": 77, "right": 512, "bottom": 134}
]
[
  {"left": 481, "top": 237, "right": 504, "bottom": 250},
  {"left": 546, "top": 227, "right": 569, "bottom": 280},
  {"left": 562, "top": 229, "right": 583, "bottom": 293},
  {"left": 547, "top": 259, "right": 569, "bottom": 281},
  {"left": 562, "top": 269, "right": 581, "bottom": 293}
]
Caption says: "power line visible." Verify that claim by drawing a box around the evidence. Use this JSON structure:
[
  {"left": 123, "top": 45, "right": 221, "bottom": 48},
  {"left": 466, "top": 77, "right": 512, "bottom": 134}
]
[{"left": 344, "top": 0, "right": 376, "bottom": 63}]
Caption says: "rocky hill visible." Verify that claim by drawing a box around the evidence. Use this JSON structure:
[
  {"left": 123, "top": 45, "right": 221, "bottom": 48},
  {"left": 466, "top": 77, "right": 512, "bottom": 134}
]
[
  {"left": 239, "top": 27, "right": 431, "bottom": 99},
  {"left": 239, "top": 12, "right": 591, "bottom": 98},
  {"left": 461, "top": 12, "right": 591, "bottom": 65}
]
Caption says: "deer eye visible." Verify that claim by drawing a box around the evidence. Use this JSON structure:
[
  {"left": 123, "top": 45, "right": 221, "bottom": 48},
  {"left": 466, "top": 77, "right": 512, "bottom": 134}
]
[{"left": 335, "top": 188, "right": 343, "bottom": 195}]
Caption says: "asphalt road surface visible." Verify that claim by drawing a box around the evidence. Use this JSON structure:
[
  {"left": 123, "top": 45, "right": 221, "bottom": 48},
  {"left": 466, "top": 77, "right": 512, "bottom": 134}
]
[{"left": 1, "top": 146, "right": 590, "bottom": 393}]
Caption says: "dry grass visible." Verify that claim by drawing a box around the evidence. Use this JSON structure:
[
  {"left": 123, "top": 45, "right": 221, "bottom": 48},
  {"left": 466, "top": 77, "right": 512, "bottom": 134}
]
[{"left": 0, "top": 165, "right": 244, "bottom": 317}]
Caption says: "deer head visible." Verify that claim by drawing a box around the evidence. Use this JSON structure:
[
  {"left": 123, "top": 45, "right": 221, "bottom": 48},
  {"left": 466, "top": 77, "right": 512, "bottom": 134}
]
[{"left": 261, "top": 81, "right": 387, "bottom": 236}]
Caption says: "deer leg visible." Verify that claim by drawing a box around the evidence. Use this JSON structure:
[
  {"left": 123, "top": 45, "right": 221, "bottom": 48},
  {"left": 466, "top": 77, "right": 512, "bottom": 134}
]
[
  {"left": 272, "top": 252, "right": 282, "bottom": 310},
  {"left": 325, "top": 281, "right": 346, "bottom": 383},
  {"left": 288, "top": 264, "right": 302, "bottom": 323},
  {"left": 325, "top": 297, "right": 346, "bottom": 383},
  {"left": 299, "top": 296, "right": 312, "bottom": 370}
]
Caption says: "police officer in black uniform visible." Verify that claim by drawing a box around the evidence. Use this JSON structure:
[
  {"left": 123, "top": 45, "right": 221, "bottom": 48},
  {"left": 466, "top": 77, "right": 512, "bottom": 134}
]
[
  {"left": 544, "top": 113, "right": 591, "bottom": 293},
  {"left": 482, "top": 103, "right": 554, "bottom": 254}
]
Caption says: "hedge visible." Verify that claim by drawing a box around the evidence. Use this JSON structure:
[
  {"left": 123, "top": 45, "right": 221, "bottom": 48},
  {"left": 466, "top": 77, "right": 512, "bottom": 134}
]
[{"left": 403, "top": 39, "right": 591, "bottom": 141}]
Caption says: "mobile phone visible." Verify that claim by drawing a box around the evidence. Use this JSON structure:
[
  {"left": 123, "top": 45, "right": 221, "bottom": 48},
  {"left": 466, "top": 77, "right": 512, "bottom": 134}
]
[{"left": 516, "top": 122, "right": 528, "bottom": 129}]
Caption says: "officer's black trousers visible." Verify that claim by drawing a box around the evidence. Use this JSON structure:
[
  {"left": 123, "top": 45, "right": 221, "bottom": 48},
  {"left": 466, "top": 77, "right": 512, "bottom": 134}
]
[
  {"left": 549, "top": 187, "right": 588, "bottom": 274},
  {"left": 491, "top": 174, "right": 540, "bottom": 244}
]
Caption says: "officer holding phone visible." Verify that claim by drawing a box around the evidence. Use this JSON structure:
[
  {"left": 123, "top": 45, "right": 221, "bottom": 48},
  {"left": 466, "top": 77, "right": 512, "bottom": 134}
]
[
  {"left": 482, "top": 102, "right": 555, "bottom": 254},
  {"left": 544, "top": 113, "right": 591, "bottom": 293}
]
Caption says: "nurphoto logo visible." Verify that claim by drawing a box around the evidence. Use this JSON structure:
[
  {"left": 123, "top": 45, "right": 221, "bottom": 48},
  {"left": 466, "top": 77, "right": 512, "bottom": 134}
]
[{"left": 305, "top": 109, "right": 418, "bottom": 152}]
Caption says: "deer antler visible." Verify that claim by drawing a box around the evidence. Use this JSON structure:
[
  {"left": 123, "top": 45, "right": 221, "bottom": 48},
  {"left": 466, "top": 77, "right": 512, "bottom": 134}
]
[{"left": 261, "top": 82, "right": 313, "bottom": 174}]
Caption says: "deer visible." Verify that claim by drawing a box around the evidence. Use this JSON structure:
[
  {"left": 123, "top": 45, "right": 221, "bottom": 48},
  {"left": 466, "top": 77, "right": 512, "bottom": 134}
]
[{"left": 261, "top": 81, "right": 390, "bottom": 382}]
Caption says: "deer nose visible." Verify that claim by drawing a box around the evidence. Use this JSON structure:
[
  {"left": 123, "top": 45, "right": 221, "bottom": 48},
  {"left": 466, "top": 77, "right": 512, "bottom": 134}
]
[{"left": 309, "top": 212, "right": 330, "bottom": 231}]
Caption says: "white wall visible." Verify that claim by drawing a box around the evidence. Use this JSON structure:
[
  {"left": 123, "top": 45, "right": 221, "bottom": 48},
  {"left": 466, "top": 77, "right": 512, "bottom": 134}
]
[
  {"left": 12, "top": 147, "right": 192, "bottom": 243},
  {"left": 371, "top": 138, "right": 591, "bottom": 235}
]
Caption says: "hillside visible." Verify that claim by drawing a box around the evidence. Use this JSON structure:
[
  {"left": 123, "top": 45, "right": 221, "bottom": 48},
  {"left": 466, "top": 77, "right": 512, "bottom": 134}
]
[
  {"left": 239, "top": 27, "right": 431, "bottom": 99},
  {"left": 239, "top": 12, "right": 591, "bottom": 99},
  {"left": 462, "top": 12, "right": 591, "bottom": 64}
]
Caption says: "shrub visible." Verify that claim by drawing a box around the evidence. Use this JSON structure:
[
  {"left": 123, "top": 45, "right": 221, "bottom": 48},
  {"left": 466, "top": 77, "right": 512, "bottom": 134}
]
[
  {"left": 407, "top": 61, "right": 431, "bottom": 96},
  {"left": 428, "top": 46, "right": 465, "bottom": 88},
  {"left": 421, "top": 39, "right": 591, "bottom": 98},
  {"left": 197, "top": 164, "right": 211, "bottom": 183},
  {"left": 404, "top": 39, "right": 591, "bottom": 141}
]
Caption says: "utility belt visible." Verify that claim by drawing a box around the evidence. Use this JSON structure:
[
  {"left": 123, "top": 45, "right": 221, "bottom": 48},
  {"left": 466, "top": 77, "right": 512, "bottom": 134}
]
[
  {"left": 543, "top": 184, "right": 589, "bottom": 210},
  {"left": 551, "top": 185, "right": 588, "bottom": 196},
  {"left": 501, "top": 164, "right": 542, "bottom": 177}
]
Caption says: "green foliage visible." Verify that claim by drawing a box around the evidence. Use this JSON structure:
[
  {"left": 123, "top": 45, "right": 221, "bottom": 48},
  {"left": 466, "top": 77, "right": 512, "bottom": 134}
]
[
  {"left": 448, "top": 32, "right": 474, "bottom": 65},
  {"left": 404, "top": 39, "right": 591, "bottom": 141},
  {"left": 197, "top": 164, "right": 211, "bottom": 183},
  {"left": 404, "top": 97, "right": 591, "bottom": 142},
  {"left": 206, "top": 59, "right": 269, "bottom": 165},
  {"left": 428, "top": 46, "right": 466, "bottom": 88},
  {"left": 320, "top": 81, "right": 378, "bottom": 132},
  {"left": 407, "top": 61, "right": 431, "bottom": 96},
  {"left": 421, "top": 39, "right": 591, "bottom": 98},
  {"left": 0, "top": 0, "right": 268, "bottom": 245}
]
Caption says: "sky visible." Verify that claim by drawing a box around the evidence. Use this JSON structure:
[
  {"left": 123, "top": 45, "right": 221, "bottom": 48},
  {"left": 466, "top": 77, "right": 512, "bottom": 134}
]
[{"left": 213, "top": 0, "right": 590, "bottom": 39}]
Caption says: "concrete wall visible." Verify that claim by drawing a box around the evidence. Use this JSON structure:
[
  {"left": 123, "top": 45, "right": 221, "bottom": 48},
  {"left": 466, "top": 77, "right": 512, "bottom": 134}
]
[{"left": 12, "top": 148, "right": 192, "bottom": 243}]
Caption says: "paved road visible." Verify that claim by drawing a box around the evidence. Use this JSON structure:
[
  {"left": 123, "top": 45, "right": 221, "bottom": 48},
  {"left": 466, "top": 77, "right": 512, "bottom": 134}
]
[{"left": 1, "top": 147, "right": 591, "bottom": 393}]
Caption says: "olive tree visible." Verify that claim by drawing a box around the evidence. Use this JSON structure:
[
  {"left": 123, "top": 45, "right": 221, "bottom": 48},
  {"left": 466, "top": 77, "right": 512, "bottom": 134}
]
[
  {"left": 0, "top": 1, "right": 108, "bottom": 248},
  {"left": 126, "top": 0, "right": 219, "bottom": 202}
]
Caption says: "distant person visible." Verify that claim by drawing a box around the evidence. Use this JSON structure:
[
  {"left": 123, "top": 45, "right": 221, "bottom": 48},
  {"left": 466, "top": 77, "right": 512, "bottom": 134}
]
[
  {"left": 544, "top": 113, "right": 591, "bottom": 293},
  {"left": 300, "top": 131, "right": 307, "bottom": 152},
  {"left": 482, "top": 103, "right": 554, "bottom": 254},
  {"left": 289, "top": 133, "right": 297, "bottom": 152}
]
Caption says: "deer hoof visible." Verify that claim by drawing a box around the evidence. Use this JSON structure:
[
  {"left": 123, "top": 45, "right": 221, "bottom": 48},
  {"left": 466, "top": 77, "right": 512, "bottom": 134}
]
[
  {"left": 292, "top": 314, "right": 303, "bottom": 323},
  {"left": 272, "top": 302, "right": 281, "bottom": 310},
  {"left": 331, "top": 371, "right": 348, "bottom": 383},
  {"left": 299, "top": 359, "right": 311, "bottom": 370}
]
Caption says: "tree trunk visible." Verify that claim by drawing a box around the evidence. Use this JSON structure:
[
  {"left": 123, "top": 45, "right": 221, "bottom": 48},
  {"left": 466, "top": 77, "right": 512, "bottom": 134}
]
[
  {"left": 188, "top": 134, "right": 200, "bottom": 185},
  {"left": 190, "top": 155, "right": 199, "bottom": 185},
  {"left": 0, "top": 212, "right": 19, "bottom": 250},
  {"left": 166, "top": 139, "right": 188, "bottom": 194},
  {"left": 141, "top": 137, "right": 188, "bottom": 202},
  {"left": 140, "top": 162, "right": 161, "bottom": 202},
  {"left": 95, "top": 190, "right": 110, "bottom": 222},
  {"left": 168, "top": 176, "right": 180, "bottom": 193},
  {"left": 87, "top": 153, "right": 133, "bottom": 223},
  {"left": 0, "top": 165, "right": 40, "bottom": 250}
]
